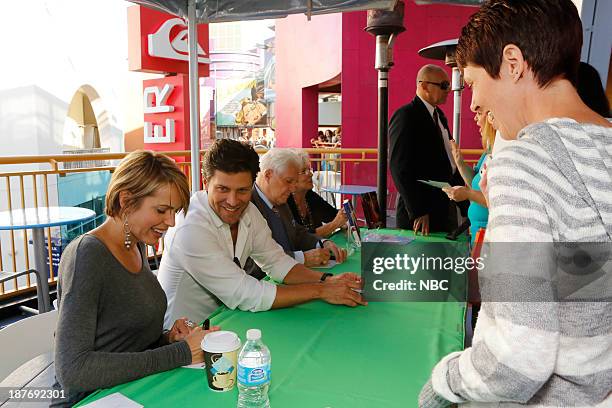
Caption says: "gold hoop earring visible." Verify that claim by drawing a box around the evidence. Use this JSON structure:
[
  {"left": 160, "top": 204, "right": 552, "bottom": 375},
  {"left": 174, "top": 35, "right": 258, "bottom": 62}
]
[{"left": 123, "top": 216, "right": 132, "bottom": 250}]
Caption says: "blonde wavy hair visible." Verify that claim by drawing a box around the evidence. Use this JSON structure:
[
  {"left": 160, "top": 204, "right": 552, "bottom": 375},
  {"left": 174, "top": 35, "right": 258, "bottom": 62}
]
[
  {"left": 481, "top": 115, "right": 496, "bottom": 151},
  {"left": 105, "top": 150, "right": 190, "bottom": 218}
]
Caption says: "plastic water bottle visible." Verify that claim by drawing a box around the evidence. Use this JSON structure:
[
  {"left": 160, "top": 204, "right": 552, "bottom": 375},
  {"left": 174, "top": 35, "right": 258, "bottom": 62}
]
[{"left": 237, "top": 329, "right": 271, "bottom": 408}]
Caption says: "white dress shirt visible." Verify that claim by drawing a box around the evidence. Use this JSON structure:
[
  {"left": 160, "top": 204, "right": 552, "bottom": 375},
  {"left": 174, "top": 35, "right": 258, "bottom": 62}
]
[
  {"left": 418, "top": 95, "right": 456, "bottom": 172},
  {"left": 158, "top": 190, "right": 298, "bottom": 329}
]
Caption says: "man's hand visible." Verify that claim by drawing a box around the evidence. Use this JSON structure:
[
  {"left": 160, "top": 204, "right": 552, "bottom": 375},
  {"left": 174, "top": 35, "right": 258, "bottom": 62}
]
[
  {"left": 413, "top": 214, "right": 430, "bottom": 235},
  {"left": 323, "top": 240, "right": 347, "bottom": 263},
  {"left": 320, "top": 278, "right": 367, "bottom": 307},
  {"left": 442, "top": 185, "right": 470, "bottom": 202},
  {"left": 327, "top": 272, "right": 362, "bottom": 285},
  {"left": 304, "top": 248, "right": 331, "bottom": 267}
]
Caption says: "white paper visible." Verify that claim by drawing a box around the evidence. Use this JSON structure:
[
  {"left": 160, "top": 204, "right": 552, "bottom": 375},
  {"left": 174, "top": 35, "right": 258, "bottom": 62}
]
[
  {"left": 310, "top": 260, "right": 337, "bottom": 269},
  {"left": 80, "top": 392, "right": 143, "bottom": 408},
  {"left": 417, "top": 179, "right": 451, "bottom": 189},
  {"left": 182, "top": 361, "right": 206, "bottom": 369}
]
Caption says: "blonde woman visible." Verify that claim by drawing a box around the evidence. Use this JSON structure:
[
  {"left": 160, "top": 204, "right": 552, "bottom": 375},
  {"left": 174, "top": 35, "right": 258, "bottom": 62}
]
[
  {"left": 287, "top": 149, "right": 347, "bottom": 237},
  {"left": 443, "top": 110, "right": 496, "bottom": 242},
  {"left": 52, "top": 151, "right": 219, "bottom": 407}
]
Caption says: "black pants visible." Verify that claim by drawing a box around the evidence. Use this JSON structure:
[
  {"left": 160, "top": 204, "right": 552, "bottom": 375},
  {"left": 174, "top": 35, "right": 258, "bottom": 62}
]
[{"left": 396, "top": 196, "right": 460, "bottom": 233}]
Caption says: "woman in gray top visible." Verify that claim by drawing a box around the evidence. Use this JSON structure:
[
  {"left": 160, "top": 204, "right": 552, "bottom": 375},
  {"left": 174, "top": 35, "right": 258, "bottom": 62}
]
[{"left": 52, "top": 151, "right": 219, "bottom": 407}]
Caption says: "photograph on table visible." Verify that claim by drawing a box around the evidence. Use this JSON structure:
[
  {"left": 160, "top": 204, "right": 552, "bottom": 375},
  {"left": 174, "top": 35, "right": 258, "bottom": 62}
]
[
  {"left": 360, "top": 191, "right": 382, "bottom": 229},
  {"left": 342, "top": 199, "right": 361, "bottom": 247}
]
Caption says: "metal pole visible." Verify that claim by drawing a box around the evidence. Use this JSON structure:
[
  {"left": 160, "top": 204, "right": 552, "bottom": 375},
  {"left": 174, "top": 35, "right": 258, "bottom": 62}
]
[
  {"left": 187, "top": 0, "right": 201, "bottom": 192},
  {"left": 451, "top": 67, "right": 462, "bottom": 144},
  {"left": 32, "top": 228, "right": 50, "bottom": 313},
  {"left": 375, "top": 35, "right": 389, "bottom": 227}
]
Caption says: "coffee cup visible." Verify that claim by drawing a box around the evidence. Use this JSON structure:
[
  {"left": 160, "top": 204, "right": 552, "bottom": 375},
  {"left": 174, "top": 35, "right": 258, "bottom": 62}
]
[{"left": 201, "top": 331, "right": 241, "bottom": 392}]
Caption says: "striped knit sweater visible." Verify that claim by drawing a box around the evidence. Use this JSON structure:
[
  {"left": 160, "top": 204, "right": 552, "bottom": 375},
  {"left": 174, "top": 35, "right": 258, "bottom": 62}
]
[{"left": 419, "top": 118, "right": 612, "bottom": 407}]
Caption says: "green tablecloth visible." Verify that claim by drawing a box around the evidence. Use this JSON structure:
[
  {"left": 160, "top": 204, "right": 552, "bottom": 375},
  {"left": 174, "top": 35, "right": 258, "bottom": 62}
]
[{"left": 77, "top": 230, "right": 466, "bottom": 407}]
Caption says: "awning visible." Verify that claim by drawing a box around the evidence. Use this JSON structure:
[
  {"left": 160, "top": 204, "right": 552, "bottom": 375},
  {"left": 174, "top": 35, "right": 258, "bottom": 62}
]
[{"left": 130, "top": 0, "right": 397, "bottom": 23}]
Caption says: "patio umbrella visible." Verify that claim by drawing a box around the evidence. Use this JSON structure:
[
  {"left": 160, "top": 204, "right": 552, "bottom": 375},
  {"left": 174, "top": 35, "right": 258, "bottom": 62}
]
[
  {"left": 130, "top": 0, "right": 397, "bottom": 191},
  {"left": 415, "top": 0, "right": 482, "bottom": 4}
]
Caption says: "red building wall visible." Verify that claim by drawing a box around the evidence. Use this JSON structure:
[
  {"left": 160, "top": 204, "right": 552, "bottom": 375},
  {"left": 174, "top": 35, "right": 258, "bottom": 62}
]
[
  {"left": 275, "top": 13, "right": 342, "bottom": 148},
  {"left": 341, "top": 2, "right": 479, "bottom": 186},
  {"left": 275, "top": 1, "right": 481, "bottom": 187}
]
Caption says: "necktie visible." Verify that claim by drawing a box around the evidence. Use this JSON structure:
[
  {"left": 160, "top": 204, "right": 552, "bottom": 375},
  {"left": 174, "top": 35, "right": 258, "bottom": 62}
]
[{"left": 434, "top": 108, "right": 456, "bottom": 172}]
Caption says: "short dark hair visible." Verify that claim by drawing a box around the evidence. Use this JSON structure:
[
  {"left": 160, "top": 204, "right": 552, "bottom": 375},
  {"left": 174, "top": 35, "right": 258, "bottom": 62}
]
[
  {"left": 202, "top": 139, "right": 260, "bottom": 182},
  {"left": 456, "top": 0, "right": 582, "bottom": 88}
]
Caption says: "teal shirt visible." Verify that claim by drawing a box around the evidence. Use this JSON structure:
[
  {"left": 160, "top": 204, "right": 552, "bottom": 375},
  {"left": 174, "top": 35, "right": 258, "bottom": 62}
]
[{"left": 468, "top": 153, "right": 489, "bottom": 243}]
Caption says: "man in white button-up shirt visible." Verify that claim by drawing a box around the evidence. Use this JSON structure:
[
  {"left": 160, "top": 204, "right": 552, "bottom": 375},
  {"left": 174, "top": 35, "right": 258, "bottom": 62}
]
[{"left": 158, "top": 140, "right": 366, "bottom": 328}]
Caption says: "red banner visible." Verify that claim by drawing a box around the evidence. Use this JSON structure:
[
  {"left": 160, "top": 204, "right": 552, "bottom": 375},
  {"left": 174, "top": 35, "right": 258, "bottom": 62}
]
[{"left": 128, "top": 5, "right": 210, "bottom": 76}]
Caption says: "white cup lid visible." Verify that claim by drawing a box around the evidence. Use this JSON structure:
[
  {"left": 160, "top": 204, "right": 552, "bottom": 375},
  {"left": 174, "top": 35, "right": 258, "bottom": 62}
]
[{"left": 201, "top": 330, "right": 241, "bottom": 353}]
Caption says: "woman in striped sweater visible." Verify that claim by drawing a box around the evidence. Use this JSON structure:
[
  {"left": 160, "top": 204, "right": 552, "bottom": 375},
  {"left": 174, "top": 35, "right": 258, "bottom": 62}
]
[{"left": 419, "top": 0, "right": 612, "bottom": 407}]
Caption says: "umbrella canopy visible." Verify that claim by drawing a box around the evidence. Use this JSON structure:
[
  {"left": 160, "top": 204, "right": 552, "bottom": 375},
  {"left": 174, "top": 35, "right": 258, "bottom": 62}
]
[
  {"left": 415, "top": 0, "right": 482, "bottom": 5},
  {"left": 131, "top": 0, "right": 397, "bottom": 192},
  {"left": 130, "top": 0, "right": 396, "bottom": 22},
  {"left": 131, "top": 0, "right": 481, "bottom": 192}
]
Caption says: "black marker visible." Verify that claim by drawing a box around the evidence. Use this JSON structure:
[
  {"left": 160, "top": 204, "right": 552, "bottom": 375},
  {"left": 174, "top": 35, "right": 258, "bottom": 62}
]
[{"left": 202, "top": 318, "right": 210, "bottom": 330}]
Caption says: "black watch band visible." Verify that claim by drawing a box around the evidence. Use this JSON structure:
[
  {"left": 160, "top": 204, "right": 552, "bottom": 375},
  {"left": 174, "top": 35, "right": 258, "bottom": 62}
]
[{"left": 320, "top": 272, "right": 333, "bottom": 282}]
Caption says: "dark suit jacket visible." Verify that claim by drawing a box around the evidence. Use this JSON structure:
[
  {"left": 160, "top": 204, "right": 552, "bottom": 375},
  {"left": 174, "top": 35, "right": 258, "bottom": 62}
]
[
  {"left": 245, "top": 186, "right": 320, "bottom": 279},
  {"left": 388, "top": 96, "right": 465, "bottom": 232},
  {"left": 251, "top": 186, "right": 320, "bottom": 252}
]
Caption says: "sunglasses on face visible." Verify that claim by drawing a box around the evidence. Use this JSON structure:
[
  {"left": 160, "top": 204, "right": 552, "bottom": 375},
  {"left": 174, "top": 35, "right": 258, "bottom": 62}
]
[{"left": 419, "top": 80, "right": 451, "bottom": 91}]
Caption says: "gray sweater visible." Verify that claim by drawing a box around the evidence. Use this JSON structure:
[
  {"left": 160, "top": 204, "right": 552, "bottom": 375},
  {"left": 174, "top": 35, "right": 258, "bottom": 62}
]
[
  {"left": 420, "top": 119, "right": 612, "bottom": 407},
  {"left": 52, "top": 234, "right": 191, "bottom": 407}
]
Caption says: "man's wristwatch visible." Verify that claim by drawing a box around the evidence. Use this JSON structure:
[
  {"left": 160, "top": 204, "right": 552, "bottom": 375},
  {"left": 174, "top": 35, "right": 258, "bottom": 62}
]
[{"left": 320, "top": 272, "right": 333, "bottom": 282}]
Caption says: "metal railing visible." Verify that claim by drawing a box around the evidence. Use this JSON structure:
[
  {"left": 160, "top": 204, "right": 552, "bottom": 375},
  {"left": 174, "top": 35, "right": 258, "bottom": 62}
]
[
  {"left": 0, "top": 147, "right": 482, "bottom": 301},
  {"left": 0, "top": 147, "right": 412, "bottom": 302}
]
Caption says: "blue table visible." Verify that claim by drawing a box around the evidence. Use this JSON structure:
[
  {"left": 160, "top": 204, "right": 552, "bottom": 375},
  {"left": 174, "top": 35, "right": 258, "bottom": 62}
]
[
  {"left": 320, "top": 184, "right": 376, "bottom": 209},
  {"left": 0, "top": 207, "right": 96, "bottom": 312}
]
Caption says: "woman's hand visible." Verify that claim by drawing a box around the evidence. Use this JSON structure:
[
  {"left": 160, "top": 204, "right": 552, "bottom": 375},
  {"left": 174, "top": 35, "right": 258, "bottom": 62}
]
[
  {"left": 442, "top": 186, "right": 471, "bottom": 202},
  {"left": 184, "top": 326, "right": 221, "bottom": 364},
  {"left": 332, "top": 208, "right": 348, "bottom": 229},
  {"left": 478, "top": 157, "right": 491, "bottom": 207},
  {"left": 450, "top": 141, "right": 464, "bottom": 167},
  {"left": 166, "top": 317, "right": 194, "bottom": 343}
]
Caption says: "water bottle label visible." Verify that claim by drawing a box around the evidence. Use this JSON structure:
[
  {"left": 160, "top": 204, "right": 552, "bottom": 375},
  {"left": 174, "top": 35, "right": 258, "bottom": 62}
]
[{"left": 238, "top": 363, "right": 271, "bottom": 386}]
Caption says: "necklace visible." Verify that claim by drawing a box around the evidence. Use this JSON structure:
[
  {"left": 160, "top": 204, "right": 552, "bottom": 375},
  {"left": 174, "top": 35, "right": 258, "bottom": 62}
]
[{"left": 294, "top": 194, "right": 315, "bottom": 231}]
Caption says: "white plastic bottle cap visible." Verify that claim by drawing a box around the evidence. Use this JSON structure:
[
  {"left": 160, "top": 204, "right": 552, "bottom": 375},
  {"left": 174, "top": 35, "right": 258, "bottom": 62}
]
[{"left": 246, "top": 328, "right": 261, "bottom": 341}]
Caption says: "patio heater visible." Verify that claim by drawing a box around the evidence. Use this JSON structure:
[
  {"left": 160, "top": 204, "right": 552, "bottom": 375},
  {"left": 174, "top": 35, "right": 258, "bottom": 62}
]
[
  {"left": 365, "top": 1, "right": 405, "bottom": 228},
  {"left": 418, "top": 39, "right": 463, "bottom": 144}
]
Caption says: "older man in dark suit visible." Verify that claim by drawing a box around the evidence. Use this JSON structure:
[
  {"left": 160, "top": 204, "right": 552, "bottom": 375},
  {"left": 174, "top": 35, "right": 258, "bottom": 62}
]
[
  {"left": 246, "top": 149, "right": 346, "bottom": 279},
  {"left": 389, "top": 64, "right": 465, "bottom": 234}
]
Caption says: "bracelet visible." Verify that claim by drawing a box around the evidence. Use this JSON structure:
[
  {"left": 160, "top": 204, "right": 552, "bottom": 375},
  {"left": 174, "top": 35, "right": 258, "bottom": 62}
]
[{"left": 320, "top": 272, "right": 333, "bottom": 282}]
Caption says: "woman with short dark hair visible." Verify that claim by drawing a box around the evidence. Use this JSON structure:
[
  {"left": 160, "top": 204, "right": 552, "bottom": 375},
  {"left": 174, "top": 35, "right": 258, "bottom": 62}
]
[{"left": 419, "top": 1, "right": 612, "bottom": 407}]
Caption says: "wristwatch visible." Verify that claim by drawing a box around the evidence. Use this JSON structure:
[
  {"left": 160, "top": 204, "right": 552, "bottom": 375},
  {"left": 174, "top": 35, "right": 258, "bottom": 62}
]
[{"left": 320, "top": 272, "right": 333, "bottom": 282}]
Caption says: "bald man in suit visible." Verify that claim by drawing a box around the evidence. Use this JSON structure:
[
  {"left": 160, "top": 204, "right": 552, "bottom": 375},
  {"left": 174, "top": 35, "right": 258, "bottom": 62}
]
[{"left": 389, "top": 64, "right": 466, "bottom": 234}]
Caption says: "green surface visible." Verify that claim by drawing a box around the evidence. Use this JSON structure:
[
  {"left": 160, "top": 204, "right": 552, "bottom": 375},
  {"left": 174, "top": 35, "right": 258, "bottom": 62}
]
[{"left": 77, "top": 229, "right": 467, "bottom": 407}]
